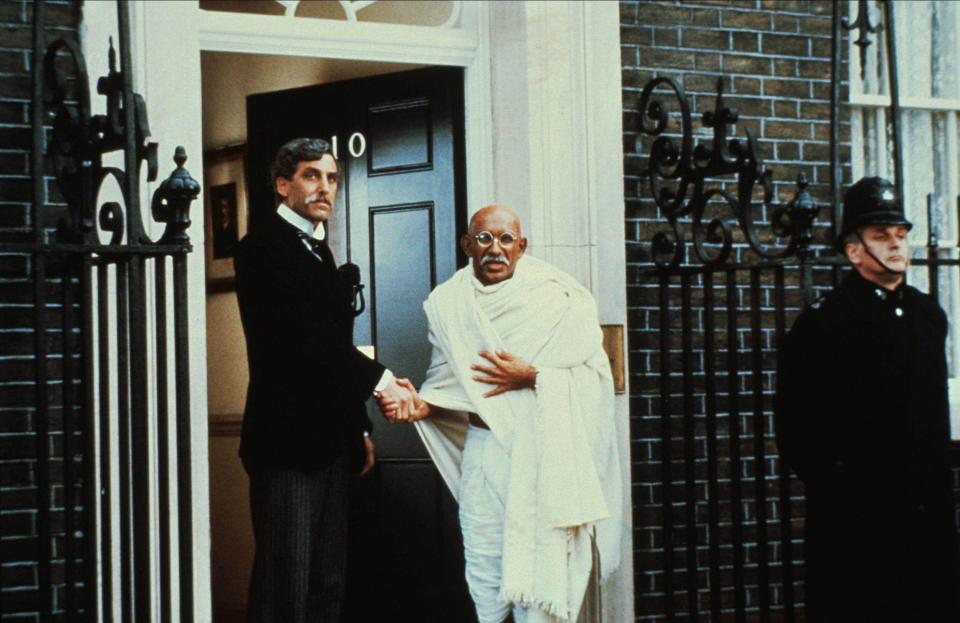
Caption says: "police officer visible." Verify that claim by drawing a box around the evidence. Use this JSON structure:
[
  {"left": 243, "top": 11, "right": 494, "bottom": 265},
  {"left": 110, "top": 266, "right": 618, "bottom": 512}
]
[{"left": 774, "top": 177, "right": 959, "bottom": 622}]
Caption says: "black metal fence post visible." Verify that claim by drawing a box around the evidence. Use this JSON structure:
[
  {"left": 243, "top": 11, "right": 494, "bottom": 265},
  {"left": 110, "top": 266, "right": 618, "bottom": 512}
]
[
  {"left": 702, "top": 270, "right": 721, "bottom": 621},
  {"left": 657, "top": 272, "right": 675, "bottom": 619},
  {"left": 679, "top": 273, "right": 698, "bottom": 620},
  {"left": 81, "top": 254, "right": 98, "bottom": 621},
  {"left": 749, "top": 268, "right": 770, "bottom": 623},
  {"left": 882, "top": 2, "right": 905, "bottom": 209},
  {"left": 773, "top": 265, "right": 794, "bottom": 620},
  {"left": 927, "top": 194, "right": 940, "bottom": 302},
  {"left": 725, "top": 269, "right": 746, "bottom": 623},
  {"left": 30, "top": 1, "right": 53, "bottom": 619},
  {"left": 114, "top": 4, "right": 153, "bottom": 618},
  {"left": 174, "top": 251, "right": 196, "bottom": 623},
  {"left": 830, "top": 0, "right": 844, "bottom": 245}
]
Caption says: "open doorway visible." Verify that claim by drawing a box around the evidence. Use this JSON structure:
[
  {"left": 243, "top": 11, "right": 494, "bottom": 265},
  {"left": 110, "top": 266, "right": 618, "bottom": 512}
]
[{"left": 201, "top": 51, "right": 469, "bottom": 621}]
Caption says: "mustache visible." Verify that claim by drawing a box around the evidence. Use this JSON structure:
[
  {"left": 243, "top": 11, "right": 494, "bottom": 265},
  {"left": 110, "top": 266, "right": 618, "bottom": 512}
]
[
  {"left": 304, "top": 193, "right": 328, "bottom": 204},
  {"left": 481, "top": 255, "right": 510, "bottom": 266}
]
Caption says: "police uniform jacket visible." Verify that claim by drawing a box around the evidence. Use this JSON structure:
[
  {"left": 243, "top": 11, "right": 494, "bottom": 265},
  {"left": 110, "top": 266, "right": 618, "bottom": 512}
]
[
  {"left": 774, "top": 270, "right": 959, "bottom": 621},
  {"left": 234, "top": 210, "right": 383, "bottom": 471}
]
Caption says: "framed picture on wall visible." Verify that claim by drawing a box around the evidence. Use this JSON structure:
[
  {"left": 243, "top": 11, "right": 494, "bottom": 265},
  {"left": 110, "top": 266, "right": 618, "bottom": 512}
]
[{"left": 203, "top": 144, "right": 248, "bottom": 286}]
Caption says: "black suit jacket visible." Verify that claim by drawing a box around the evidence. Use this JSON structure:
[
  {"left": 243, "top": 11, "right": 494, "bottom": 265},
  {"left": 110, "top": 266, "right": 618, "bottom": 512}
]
[{"left": 234, "top": 211, "right": 384, "bottom": 471}]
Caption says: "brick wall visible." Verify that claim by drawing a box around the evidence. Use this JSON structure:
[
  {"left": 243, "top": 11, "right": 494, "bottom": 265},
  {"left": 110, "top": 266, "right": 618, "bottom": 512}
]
[
  {"left": 1, "top": 0, "right": 82, "bottom": 620},
  {"left": 621, "top": 1, "right": 844, "bottom": 621},
  {"left": 622, "top": 2, "right": 960, "bottom": 622}
]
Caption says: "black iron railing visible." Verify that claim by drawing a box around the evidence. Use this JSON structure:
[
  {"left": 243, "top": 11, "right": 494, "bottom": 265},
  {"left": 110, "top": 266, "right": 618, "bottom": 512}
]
[
  {"left": 0, "top": 1, "right": 200, "bottom": 620},
  {"left": 636, "top": 1, "right": 960, "bottom": 621}
]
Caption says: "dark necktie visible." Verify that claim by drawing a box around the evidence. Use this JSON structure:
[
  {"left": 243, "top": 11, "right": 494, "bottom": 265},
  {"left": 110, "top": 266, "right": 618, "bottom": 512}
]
[{"left": 297, "top": 231, "right": 330, "bottom": 264}]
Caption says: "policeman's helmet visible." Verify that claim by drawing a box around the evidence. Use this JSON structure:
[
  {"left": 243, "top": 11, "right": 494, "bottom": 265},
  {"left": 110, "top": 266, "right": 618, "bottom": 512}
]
[{"left": 837, "top": 176, "right": 912, "bottom": 250}]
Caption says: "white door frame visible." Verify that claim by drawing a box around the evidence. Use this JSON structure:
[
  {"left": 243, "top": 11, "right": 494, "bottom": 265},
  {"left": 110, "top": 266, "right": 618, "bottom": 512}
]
[{"left": 194, "top": 4, "right": 495, "bottom": 217}]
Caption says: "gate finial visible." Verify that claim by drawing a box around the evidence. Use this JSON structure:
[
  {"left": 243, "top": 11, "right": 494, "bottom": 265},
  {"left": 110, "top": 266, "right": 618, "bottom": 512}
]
[
  {"left": 842, "top": 0, "right": 880, "bottom": 82},
  {"left": 784, "top": 173, "right": 819, "bottom": 260},
  {"left": 152, "top": 146, "right": 200, "bottom": 245}
]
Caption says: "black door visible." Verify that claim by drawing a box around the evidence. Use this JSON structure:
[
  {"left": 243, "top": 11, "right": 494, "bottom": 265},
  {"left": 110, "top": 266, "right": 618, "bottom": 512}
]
[{"left": 247, "top": 67, "right": 474, "bottom": 621}]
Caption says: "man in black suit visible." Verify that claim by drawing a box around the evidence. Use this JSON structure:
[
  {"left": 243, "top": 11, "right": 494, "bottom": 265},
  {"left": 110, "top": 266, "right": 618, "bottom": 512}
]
[{"left": 234, "top": 137, "right": 413, "bottom": 623}]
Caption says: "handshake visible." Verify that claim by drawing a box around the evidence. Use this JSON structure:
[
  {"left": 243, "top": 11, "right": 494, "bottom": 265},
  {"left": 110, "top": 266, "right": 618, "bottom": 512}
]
[
  {"left": 377, "top": 378, "right": 430, "bottom": 423},
  {"left": 374, "top": 350, "right": 538, "bottom": 424}
]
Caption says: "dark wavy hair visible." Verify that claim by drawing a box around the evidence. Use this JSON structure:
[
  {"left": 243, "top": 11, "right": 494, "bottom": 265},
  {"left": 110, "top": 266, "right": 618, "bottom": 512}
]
[{"left": 270, "top": 137, "right": 336, "bottom": 206}]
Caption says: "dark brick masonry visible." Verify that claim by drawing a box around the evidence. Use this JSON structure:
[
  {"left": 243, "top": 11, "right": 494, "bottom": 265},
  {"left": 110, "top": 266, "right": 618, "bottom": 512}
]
[
  {"left": 1, "top": 1, "right": 83, "bottom": 621},
  {"left": 622, "top": 1, "right": 960, "bottom": 621}
]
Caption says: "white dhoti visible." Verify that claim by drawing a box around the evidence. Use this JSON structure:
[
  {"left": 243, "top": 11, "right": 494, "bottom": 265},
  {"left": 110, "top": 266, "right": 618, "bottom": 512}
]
[
  {"left": 459, "top": 425, "right": 527, "bottom": 623},
  {"left": 414, "top": 255, "right": 625, "bottom": 623}
]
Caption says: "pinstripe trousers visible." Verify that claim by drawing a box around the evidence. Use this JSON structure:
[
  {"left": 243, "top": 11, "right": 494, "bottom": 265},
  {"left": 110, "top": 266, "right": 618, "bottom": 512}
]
[{"left": 246, "top": 450, "right": 349, "bottom": 623}]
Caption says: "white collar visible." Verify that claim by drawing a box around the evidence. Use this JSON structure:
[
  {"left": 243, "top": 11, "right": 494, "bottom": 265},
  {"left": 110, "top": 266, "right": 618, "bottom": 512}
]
[{"left": 276, "top": 203, "right": 326, "bottom": 240}]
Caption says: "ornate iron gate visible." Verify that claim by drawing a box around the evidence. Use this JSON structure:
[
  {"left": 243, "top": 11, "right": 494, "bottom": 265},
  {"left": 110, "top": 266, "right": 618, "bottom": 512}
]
[
  {"left": 636, "top": 2, "right": 960, "bottom": 621},
  {"left": 0, "top": 2, "right": 200, "bottom": 620}
]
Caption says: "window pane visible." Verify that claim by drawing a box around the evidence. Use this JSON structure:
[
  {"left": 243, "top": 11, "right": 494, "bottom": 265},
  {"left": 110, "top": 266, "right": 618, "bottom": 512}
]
[
  {"left": 931, "top": 0, "right": 960, "bottom": 99},
  {"left": 932, "top": 113, "right": 953, "bottom": 240},
  {"left": 903, "top": 110, "right": 934, "bottom": 293},
  {"left": 853, "top": 2, "right": 959, "bottom": 99},
  {"left": 854, "top": 0, "right": 885, "bottom": 96},
  {"left": 881, "top": 108, "right": 895, "bottom": 180},
  {"left": 894, "top": 1, "right": 934, "bottom": 99}
]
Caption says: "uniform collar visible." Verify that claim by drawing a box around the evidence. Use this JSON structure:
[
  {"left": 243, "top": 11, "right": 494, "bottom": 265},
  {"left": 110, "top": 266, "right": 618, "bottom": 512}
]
[
  {"left": 845, "top": 270, "right": 906, "bottom": 302},
  {"left": 840, "top": 271, "right": 910, "bottom": 319},
  {"left": 276, "top": 203, "right": 326, "bottom": 240}
]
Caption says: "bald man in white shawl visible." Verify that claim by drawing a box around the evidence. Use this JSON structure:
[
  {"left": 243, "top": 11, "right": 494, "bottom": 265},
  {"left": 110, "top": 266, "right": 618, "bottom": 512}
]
[{"left": 379, "top": 205, "right": 623, "bottom": 623}]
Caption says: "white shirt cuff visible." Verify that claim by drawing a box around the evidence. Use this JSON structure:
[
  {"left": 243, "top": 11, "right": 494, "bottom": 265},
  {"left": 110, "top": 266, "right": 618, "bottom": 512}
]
[{"left": 374, "top": 369, "right": 395, "bottom": 394}]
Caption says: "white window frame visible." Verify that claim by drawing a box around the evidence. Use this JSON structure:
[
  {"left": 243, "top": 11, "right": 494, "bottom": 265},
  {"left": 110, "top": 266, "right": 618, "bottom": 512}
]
[{"left": 847, "top": 0, "right": 960, "bottom": 437}]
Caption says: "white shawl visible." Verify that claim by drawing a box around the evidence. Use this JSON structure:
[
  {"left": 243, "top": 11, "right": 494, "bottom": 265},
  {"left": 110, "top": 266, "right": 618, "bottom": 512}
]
[{"left": 414, "top": 255, "right": 622, "bottom": 622}]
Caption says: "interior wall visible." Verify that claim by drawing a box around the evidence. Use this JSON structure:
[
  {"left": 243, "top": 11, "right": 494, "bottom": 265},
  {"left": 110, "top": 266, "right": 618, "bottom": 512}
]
[
  {"left": 201, "top": 52, "right": 424, "bottom": 621},
  {"left": 201, "top": 52, "right": 423, "bottom": 148}
]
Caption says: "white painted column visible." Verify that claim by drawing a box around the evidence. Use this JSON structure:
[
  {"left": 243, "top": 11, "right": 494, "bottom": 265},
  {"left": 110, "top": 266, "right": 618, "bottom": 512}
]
[
  {"left": 489, "top": 3, "right": 634, "bottom": 622},
  {"left": 135, "top": 2, "right": 212, "bottom": 621},
  {"left": 489, "top": 2, "right": 628, "bottom": 294}
]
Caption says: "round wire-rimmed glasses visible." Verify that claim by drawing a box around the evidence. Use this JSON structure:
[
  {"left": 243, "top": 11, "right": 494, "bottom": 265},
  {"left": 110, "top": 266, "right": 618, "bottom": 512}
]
[{"left": 472, "top": 231, "right": 519, "bottom": 249}]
